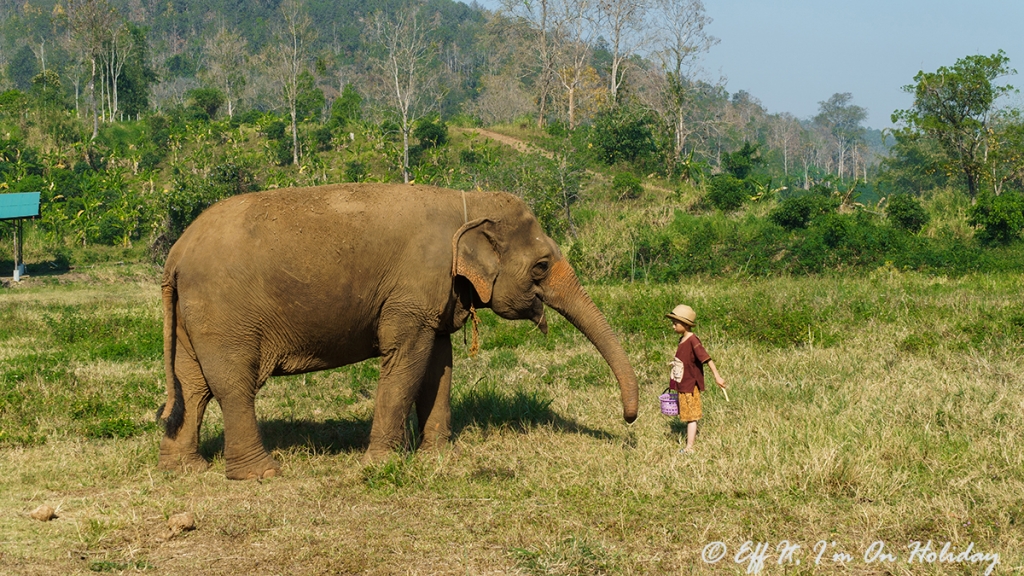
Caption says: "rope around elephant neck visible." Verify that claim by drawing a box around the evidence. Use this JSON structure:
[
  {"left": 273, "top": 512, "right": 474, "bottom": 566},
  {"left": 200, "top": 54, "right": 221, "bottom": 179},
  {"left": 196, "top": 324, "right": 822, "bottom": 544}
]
[{"left": 461, "top": 190, "right": 480, "bottom": 355}]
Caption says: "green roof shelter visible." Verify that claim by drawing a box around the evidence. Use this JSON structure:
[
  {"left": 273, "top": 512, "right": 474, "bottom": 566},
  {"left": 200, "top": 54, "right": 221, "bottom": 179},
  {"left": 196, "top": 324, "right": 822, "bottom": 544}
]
[{"left": 0, "top": 192, "right": 41, "bottom": 282}]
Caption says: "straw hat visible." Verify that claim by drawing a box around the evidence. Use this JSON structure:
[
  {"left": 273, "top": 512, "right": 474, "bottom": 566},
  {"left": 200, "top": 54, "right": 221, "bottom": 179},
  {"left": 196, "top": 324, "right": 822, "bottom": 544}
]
[{"left": 666, "top": 304, "right": 696, "bottom": 326}]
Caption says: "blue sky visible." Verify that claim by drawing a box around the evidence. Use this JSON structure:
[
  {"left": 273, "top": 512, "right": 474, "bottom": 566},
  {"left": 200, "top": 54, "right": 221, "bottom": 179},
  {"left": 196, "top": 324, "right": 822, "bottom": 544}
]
[
  {"left": 700, "top": 0, "right": 1023, "bottom": 128},
  {"left": 472, "top": 0, "right": 1023, "bottom": 129}
]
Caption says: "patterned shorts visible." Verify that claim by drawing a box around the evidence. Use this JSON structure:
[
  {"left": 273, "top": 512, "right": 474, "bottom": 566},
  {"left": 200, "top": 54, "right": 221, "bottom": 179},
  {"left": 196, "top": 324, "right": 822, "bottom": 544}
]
[{"left": 677, "top": 388, "right": 702, "bottom": 422}]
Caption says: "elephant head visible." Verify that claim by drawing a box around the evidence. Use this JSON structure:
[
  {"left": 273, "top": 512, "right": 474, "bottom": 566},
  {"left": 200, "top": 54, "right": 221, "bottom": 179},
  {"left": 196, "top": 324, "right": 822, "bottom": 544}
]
[{"left": 452, "top": 206, "right": 639, "bottom": 423}]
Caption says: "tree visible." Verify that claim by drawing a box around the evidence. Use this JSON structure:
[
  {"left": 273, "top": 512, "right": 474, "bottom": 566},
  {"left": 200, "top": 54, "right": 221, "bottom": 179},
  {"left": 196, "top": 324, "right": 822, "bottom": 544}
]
[
  {"left": 329, "top": 84, "right": 362, "bottom": 129},
  {"left": 117, "top": 23, "right": 158, "bottom": 118},
  {"left": 202, "top": 27, "right": 248, "bottom": 119},
  {"left": 815, "top": 92, "right": 866, "bottom": 181},
  {"left": 66, "top": 0, "right": 120, "bottom": 139},
  {"left": 101, "top": 20, "right": 134, "bottom": 121},
  {"left": 266, "top": 0, "right": 316, "bottom": 166},
  {"left": 187, "top": 87, "right": 225, "bottom": 118},
  {"left": 649, "top": 0, "right": 718, "bottom": 164},
  {"left": 295, "top": 70, "right": 325, "bottom": 122},
  {"left": 500, "top": 0, "right": 557, "bottom": 128},
  {"left": 550, "top": 0, "right": 600, "bottom": 129},
  {"left": 767, "top": 113, "right": 801, "bottom": 177},
  {"left": 986, "top": 111, "right": 1024, "bottom": 194},
  {"left": 892, "top": 51, "right": 1017, "bottom": 200},
  {"left": 367, "top": 4, "right": 437, "bottom": 183},
  {"left": 596, "top": 0, "right": 650, "bottom": 104},
  {"left": 7, "top": 45, "right": 40, "bottom": 91}
]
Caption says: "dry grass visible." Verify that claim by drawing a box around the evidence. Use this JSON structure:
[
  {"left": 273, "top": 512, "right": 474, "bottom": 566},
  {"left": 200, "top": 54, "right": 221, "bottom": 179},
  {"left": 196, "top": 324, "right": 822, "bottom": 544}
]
[{"left": 1, "top": 265, "right": 1022, "bottom": 575}]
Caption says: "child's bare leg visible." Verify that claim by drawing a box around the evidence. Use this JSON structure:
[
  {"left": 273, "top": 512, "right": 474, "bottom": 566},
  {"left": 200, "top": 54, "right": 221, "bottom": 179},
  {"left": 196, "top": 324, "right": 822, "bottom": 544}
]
[{"left": 684, "top": 421, "right": 698, "bottom": 452}]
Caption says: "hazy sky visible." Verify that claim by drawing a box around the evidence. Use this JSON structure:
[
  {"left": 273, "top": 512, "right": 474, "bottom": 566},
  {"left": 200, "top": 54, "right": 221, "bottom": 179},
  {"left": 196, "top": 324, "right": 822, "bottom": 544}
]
[
  {"left": 472, "top": 0, "right": 1022, "bottom": 129},
  {"left": 700, "top": 0, "right": 1023, "bottom": 128}
]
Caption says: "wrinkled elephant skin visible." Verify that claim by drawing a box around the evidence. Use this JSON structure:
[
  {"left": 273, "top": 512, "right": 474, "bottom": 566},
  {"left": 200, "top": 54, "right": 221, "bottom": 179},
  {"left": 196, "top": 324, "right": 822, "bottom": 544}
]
[{"left": 157, "top": 183, "right": 639, "bottom": 480}]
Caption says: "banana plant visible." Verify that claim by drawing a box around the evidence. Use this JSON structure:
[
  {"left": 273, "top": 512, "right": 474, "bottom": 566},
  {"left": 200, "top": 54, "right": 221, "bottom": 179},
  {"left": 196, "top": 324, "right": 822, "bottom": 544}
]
[{"left": 749, "top": 177, "right": 788, "bottom": 202}]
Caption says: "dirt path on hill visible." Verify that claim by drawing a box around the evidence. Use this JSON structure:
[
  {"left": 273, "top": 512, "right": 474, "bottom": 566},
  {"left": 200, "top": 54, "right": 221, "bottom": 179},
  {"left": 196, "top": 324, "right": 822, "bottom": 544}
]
[
  {"left": 452, "top": 127, "right": 677, "bottom": 196},
  {"left": 451, "top": 127, "right": 553, "bottom": 158}
]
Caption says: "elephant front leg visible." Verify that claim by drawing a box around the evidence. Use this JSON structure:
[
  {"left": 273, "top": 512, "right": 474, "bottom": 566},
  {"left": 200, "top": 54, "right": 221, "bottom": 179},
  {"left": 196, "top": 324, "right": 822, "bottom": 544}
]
[
  {"left": 416, "top": 335, "right": 453, "bottom": 452},
  {"left": 365, "top": 326, "right": 437, "bottom": 462},
  {"left": 217, "top": 388, "right": 281, "bottom": 480},
  {"left": 203, "top": 360, "right": 280, "bottom": 480}
]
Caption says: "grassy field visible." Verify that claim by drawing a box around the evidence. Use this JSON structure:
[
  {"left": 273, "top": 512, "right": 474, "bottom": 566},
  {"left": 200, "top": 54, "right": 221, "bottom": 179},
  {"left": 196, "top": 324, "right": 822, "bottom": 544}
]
[{"left": 0, "top": 263, "right": 1021, "bottom": 575}]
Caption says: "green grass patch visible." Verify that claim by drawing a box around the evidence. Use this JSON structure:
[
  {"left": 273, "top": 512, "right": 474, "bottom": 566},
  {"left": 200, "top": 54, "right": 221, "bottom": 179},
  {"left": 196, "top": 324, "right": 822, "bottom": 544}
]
[{"left": 0, "top": 264, "right": 1021, "bottom": 574}]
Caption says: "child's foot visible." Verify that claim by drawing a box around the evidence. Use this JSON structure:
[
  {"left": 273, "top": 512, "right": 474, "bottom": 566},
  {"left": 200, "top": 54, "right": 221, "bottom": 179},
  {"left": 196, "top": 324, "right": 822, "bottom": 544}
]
[{"left": 679, "top": 447, "right": 696, "bottom": 454}]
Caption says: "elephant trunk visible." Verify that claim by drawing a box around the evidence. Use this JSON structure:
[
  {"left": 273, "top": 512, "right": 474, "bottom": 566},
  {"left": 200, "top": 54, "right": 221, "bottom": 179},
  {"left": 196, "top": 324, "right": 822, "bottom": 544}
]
[{"left": 542, "top": 259, "right": 639, "bottom": 423}]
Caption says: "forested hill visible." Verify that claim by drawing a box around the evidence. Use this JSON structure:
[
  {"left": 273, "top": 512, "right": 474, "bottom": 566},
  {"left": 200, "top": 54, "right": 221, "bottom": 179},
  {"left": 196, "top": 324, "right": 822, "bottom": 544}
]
[
  {"left": 4, "top": 0, "right": 1023, "bottom": 237},
  {"left": 1, "top": 0, "right": 488, "bottom": 70}
]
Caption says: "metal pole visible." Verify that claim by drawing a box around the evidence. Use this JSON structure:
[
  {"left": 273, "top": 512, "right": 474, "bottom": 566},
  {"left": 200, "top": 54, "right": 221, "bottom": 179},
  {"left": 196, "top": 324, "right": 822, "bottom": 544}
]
[{"left": 13, "top": 219, "right": 23, "bottom": 281}]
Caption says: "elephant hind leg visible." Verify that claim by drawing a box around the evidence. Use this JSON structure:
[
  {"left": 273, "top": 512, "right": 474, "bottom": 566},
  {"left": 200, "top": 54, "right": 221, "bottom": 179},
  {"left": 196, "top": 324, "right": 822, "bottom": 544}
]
[{"left": 158, "top": 343, "right": 212, "bottom": 473}]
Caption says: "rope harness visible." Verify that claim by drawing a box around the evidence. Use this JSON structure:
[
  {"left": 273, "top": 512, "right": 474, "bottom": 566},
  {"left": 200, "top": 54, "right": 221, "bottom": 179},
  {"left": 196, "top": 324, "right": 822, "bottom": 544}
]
[{"left": 462, "top": 190, "right": 481, "bottom": 356}]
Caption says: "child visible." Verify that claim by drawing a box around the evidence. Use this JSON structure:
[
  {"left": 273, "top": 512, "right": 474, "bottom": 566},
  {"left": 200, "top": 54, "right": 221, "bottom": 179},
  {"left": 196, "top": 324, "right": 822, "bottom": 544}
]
[{"left": 666, "top": 304, "right": 726, "bottom": 454}]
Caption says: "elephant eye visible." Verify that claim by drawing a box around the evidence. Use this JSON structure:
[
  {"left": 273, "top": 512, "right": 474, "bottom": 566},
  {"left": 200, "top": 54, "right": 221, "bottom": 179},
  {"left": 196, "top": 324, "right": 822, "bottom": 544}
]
[{"left": 532, "top": 260, "right": 550, "bottom": 279}]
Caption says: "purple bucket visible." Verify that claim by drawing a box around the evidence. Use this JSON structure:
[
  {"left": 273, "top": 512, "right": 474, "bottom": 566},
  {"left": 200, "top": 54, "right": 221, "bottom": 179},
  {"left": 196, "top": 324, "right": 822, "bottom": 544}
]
[{"left": 660, "top": 389, "right": 679, "bottom": 416}]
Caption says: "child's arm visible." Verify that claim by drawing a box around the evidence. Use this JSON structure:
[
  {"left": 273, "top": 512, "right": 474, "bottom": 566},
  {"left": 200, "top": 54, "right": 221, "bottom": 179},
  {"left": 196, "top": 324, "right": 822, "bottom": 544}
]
[{"left": 706, "top": 359, "right": 726, "bottom": 389}]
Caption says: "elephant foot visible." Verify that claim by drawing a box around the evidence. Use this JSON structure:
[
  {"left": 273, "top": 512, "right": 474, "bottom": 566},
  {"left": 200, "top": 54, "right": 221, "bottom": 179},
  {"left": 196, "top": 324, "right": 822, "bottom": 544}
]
[
  {"left": 225, "top": 454, "right": 281, "bottom": 481},
  {"left": 157, "top": 451, "right": 211, "bottom": 473},
  {"left": 361, "top": 445, "right": 399, "bottom": 465},
  {"left": 417, "top": 436, "right": 453, "bottom": 454}
]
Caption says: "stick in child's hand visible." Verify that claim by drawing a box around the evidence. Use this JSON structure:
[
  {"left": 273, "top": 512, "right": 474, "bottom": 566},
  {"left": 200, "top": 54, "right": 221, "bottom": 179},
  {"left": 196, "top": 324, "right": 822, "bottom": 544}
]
[{"left": 722, "top": 387, "right": 730, "bottom": 402}]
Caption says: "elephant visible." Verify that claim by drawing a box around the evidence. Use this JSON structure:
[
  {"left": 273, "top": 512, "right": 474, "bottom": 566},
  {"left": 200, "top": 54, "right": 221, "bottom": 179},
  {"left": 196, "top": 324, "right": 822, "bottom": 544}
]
[{"left": 157, "top": 183, "right": 639, "bottom": 479}]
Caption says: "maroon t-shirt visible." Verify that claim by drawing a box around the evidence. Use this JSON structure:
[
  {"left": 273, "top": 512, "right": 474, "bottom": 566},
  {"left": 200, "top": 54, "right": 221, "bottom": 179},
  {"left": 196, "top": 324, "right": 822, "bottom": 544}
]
[{"left": 669, "top": 334, "right": 711, "bottom": 394}]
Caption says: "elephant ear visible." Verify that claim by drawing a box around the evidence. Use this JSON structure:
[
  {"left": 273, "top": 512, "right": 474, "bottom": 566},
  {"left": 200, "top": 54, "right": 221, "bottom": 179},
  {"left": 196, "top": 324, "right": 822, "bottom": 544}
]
[{"left": 452, "top": 218, "right": 500, "bottom": 304}]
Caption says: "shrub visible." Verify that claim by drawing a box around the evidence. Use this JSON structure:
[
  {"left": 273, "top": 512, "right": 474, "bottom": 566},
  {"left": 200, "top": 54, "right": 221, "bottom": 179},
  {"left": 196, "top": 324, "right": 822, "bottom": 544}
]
[
  {"left": 722, "top": 142, "right": 762, "bottom": 179},
  {"left": 611, "top": 172, "right": 643, "bottom": 200},
  {"left": 590, "top": 107, "right": 659, "bottom": 169},
  {"left": 968, "top": 191, "right": 1024, "bottom": 245},
  {"left": 313, "top": 126, "right": 333, "bottom": 152},
  {"left": 545, "top": 120, "right": 569, "bottom": 138},
  {"left": 236, "top": 109, "right": 264, "bottom": 125},
  {"left": 413, "top": 118, "right": 448, "bottom": 148},
  {"left": 706, "top": 174, "right": 749, "bottom": 212},
  {"left": 263, "top": 119, "right": 288, "bottom": 141},
  {"left": 769, "top": 194, "right": 837, "bottom": 230},
  {"left": 344, "top": 160, "right": 367, "bottom": 183},
  {"left": 187, "top": 87, "right": 225, "bottom": 119},
  {"left": 886, "top": 193, "right": 930, "bottom": 233},
  {"left": 329, "top": 85, "right": 362, "bottom": 129}
]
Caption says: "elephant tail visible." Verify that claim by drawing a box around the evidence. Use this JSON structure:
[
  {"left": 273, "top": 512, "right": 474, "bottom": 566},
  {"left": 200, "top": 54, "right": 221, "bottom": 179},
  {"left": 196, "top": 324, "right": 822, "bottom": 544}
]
[{"left": 156, "top": 277, "right": 185, "bottom": 438}]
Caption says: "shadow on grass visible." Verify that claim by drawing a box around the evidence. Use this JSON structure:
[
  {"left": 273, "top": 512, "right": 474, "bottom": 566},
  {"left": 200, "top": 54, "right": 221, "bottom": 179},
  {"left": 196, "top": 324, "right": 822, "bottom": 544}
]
[
  {"left": 0, "top": 257, "right": 70, "bottom": 281},
  {"left": 451, "top": 384, "right": 614, "bottom": 441},
  {"left": 198, "top": 385, "right": 612, "bottom": 459},
  {"left": 199, "top": 417, "right": 373, "bottom": 459}
]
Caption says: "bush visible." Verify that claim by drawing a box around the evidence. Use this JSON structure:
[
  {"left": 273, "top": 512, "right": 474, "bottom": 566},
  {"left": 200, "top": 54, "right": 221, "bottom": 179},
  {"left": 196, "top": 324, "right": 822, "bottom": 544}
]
[
  {"left": 611, "top": 172, "right": 643, "bottom": 200},
  {"left": 769, "top": 194, "right": 837, "bottom": 230},
  {"left": 344, "top": 160, "right": 367, "bottom": 183},
  {"left": 886, "top": 193, "right": 930, "bottom": 233},
  {"left": 236, "top": 109, "right": 264, "bottom": 125},
  {"left": 722, "top": 142, "right": 762, "bottom": 179},
  {"left": 313, "top": 126, "right": 333, "bottom": 152},
  {"left": 329, "top": 85, "right": 362, "bottom": 129},
  {"left": 187, "top": 87, "right": 225, "bottom": 119},
  {"left": 263, "top": 119, "right": 287, "bottom": 141},
  {"left": 545, "top": 121, "right": 569, "bottom": 138},
  {"left": 968, "top": 191, "right": 1024, "bottom": 245},
  {"left": 590, "top": 107, "right": 659, "bottom": 169},
  {"left": 413, "top": 118, "right": 448, "bottom": 148},
  {"left": 164, "top": 156, "right": 258, "bottom": 239},
  {"left": 706, "top": 174, "right": 749, "bottom": 212}
]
